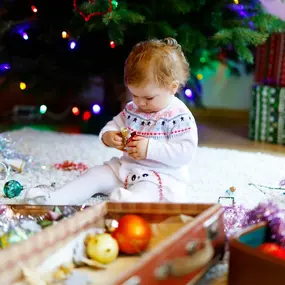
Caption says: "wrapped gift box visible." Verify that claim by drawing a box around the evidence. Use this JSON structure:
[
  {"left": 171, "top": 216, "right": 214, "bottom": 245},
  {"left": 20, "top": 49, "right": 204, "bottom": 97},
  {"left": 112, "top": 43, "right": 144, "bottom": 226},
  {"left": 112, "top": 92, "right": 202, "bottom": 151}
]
[
  {"left": 249, "top": 84, "right": 285, "bottom": 145},
  {"left": 255, "top": 33, "right": 285, "bottom": 87},
  {"left": 1, "top": 202, "right": 225, "bottom": 285},
  {"left": 229, "top": 222, "right": 285, "bottom": 285}
]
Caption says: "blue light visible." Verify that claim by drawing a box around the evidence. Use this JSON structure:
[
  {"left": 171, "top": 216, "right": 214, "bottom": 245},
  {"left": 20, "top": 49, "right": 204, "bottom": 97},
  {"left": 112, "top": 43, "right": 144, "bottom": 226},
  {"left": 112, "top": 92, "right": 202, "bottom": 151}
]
[
  {"left": 0, "top": 63, "right": 10, "bottom": 70},
  {"left": 23, "top": 32, "right": 29, "bottom": 40},
  {"left": 70, "top": 41, "right": 76, "bottom": 49},
  {"left": 92, "top": 104, "right": 101, "bottom": 114},
  {"left": 185, "top": 89, "right": 193, "bottom": 98}
]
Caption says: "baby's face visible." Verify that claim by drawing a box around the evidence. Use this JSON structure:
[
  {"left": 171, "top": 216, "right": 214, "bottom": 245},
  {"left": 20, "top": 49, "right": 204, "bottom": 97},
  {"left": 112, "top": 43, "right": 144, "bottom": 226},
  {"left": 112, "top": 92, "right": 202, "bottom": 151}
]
[{"left": 127, "top": 81, "right": 178, "bottom": 113}]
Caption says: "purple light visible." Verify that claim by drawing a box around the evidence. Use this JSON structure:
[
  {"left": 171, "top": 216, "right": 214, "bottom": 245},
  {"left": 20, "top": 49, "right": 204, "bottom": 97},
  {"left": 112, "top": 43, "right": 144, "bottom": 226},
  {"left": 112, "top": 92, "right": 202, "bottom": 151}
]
[
  {"left": 22, "top": 32, "right": 28, "bottom": 40},
  {"left": 0, "top": 63, "right": 10, "bottom": 70},
  {"left": 92, "top": 104, "right": 101, "bottom": 114},
  {"left": 185, "top": 89, "right": 193, "bottom": 98},
  {"left": 70, "top": 41, "right": 76, "bottom": 49}
]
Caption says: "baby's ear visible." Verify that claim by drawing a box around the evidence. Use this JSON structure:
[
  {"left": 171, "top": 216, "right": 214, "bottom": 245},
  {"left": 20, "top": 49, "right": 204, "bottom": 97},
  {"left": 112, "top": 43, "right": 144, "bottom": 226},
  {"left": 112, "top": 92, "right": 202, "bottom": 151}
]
[{"left": 171, "top": 80, "right": 179, "bottom": 94}]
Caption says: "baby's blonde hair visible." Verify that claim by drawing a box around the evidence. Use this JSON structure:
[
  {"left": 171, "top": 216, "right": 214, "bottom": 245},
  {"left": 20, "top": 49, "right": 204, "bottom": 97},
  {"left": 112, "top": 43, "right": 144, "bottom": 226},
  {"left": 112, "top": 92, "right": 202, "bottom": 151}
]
[{"left": 124, "top": 37, "right": 190, "bottom": 90}]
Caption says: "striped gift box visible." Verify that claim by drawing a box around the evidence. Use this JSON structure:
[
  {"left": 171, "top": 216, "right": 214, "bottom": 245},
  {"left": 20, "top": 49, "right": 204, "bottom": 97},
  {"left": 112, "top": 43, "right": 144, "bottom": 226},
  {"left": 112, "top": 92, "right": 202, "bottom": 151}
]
[
  {"left": 249, "top": 84, "right": 285, "bottom": 145},
  {"left": 255, "top": 33, "right": 285, "bottom": 87}
]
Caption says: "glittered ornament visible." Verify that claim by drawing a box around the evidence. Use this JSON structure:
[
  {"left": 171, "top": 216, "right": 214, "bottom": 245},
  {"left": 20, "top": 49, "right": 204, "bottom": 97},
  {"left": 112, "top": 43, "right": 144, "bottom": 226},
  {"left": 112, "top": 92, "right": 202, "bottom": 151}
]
[
  {"left": 4, "top": 180, "right": 24, "bottom": 198},
  {"left": 0, "top": 228, "right": 28, "bottom": 249},
  {"left": 112, "top": 214, "right": 152, "bottom": 254},
  {"left": 86, "top": 233, "right": 119, "bottom": 264}
]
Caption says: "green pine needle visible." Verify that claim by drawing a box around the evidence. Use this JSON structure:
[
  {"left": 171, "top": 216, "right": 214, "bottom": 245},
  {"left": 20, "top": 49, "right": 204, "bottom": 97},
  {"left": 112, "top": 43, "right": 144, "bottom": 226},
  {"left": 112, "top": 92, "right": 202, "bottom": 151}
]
[
  {"left": 251, "top": 13, "right": 285, "bottom": 33},
  {"left": 232, "top": 28, "right": 268, "bottom": 46}
]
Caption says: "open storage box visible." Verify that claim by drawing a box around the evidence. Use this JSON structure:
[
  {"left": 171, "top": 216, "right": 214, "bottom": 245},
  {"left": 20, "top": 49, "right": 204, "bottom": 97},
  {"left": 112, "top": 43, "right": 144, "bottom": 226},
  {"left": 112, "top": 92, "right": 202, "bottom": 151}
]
[
  {"left": 1, "top": 202, "right": 225, "bottom": 285},
  {"left": 229, "top": 222, "right": 285, "bottom": 285}
]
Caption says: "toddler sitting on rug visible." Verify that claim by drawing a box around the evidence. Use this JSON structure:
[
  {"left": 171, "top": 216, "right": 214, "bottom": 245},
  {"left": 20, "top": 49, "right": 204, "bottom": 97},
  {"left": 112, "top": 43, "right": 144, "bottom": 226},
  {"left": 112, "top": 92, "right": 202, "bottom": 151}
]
[{"left": 25, "top": 37, "right": 198, "bottom": 205}]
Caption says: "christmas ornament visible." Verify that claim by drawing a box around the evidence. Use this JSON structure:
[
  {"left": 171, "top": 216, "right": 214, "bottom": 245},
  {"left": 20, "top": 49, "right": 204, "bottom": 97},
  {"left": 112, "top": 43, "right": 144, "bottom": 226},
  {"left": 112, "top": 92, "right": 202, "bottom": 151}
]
[
  {"left": 225, "top": 186, "right": 236, "bottom": 196},
  {"left": 73, "top": 228, "right": 107, "bottom": 269},
  {"left": 112, "top": 214, "right": 152, "bottom": 254},
  {"left": 0, "top": 228, "right": 28, "bottom": 249},
  {"left": 259, "top": 243, "right": 285, "bottom": 260},
  {"left": 73, "top": 0, "right": 113, "bottom": 22},
  {"left": 3, "top": 180, "right": 24, "bottom": 198},
  {"left": 120, "top": 128, "right": 137, "bottom": 149},
  {"left": 86, "top": 233, "right": 119, "bottom": 264},
  {"left": 54, "top": 161, "right": 88, "bottom": 173}
]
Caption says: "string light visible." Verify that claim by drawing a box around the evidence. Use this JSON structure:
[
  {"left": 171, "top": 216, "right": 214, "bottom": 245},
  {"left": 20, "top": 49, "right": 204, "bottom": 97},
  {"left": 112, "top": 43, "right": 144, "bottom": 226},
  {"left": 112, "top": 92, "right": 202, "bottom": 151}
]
[
  {"left": 22, "top": 32, "right": 28, "bottom": 40},
  {"left": 110, "top": 41, "right": 116, "bottom": 49},
  {"left": 112, "top": 0, "right": 118, "bottom": 9},
  {"left": 72, "top": 107, "right": 80, "bottom": 116},
  {"left": 83, "top": 111, "right": 92, "bottom": 121},
  {"left": 234, "top": 0, "right": 239, "bottom": 4},
  {"left": 70, "top": 41, "right": 76, "bottom": 49},
  {"left": 185, "top": 89, "right": 193, "bottom": 98},
  {"left": 39, "top": 105, "right": 47, "bottom": 114},
  {"left": 62, "top": 31, "right": 68, "bottom": 39},
  {"left": 31, "top": 5, "right": 37, "bottom": 13},
  {"left": 197, "top": 74, "right": 203, "bottom": 80},
  {"left": 92, "top": 104, "right": 101, "bottom": 114},
  {"left": 20, "top": 82, "right": 26, "bottom": 90},
  {"left": 200, "top": 57, "right": 206, "bottom": 63}
]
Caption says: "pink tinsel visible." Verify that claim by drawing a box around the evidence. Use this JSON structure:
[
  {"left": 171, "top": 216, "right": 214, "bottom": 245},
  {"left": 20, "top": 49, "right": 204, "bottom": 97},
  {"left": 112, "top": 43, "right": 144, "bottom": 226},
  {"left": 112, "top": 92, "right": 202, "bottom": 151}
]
[{"left": 224, "top": 201, "right": 285, "bottom": 248}]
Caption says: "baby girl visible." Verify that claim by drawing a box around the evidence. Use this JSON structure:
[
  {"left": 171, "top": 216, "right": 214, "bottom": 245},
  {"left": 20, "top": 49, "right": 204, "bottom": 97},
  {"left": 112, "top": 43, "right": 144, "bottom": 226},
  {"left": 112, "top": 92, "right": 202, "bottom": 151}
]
[{"left": 25, "top": 37, "right": 198, "bottom": 205}]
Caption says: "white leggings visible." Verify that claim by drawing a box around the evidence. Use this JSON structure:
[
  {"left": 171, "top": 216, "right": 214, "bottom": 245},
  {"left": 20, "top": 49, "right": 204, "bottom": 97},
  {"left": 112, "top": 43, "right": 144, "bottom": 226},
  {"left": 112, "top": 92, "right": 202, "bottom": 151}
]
[{"left": 25, "top": 165, "right": 163, "bottom": 205}]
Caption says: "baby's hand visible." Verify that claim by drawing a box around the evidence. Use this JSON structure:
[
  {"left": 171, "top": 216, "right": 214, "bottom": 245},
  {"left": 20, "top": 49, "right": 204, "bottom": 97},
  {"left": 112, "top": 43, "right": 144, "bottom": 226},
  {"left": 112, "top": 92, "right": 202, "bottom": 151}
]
[
  {"left": 127, "top": 136, "right": 149, "bottom": 160},
  {"left": 102, "top": 131, "right": 125, "bottom": 151}
]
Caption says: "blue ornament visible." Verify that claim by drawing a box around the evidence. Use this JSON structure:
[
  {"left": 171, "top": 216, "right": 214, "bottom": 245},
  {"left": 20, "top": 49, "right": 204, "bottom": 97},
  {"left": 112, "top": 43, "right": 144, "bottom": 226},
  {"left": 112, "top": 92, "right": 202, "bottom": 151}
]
[{"left": 4, "top": 180, "right": 24, "bottom": 198}]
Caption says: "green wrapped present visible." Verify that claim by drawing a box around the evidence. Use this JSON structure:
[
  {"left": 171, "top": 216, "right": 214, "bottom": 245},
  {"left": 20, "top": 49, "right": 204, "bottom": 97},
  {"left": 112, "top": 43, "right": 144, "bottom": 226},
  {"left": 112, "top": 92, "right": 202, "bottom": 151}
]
[{"left": 249, "top": 85, "right": 285, "bottom": 145}]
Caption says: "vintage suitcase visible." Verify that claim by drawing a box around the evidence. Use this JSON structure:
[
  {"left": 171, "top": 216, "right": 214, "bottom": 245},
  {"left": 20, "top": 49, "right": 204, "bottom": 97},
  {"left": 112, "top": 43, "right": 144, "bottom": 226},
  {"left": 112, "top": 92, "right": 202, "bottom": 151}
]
[
  {"left": 229, "top": 222, "right": 285, "bottom": 285},
  {"left": 1, "top": 202, "right": 225, "bottom": 285}
]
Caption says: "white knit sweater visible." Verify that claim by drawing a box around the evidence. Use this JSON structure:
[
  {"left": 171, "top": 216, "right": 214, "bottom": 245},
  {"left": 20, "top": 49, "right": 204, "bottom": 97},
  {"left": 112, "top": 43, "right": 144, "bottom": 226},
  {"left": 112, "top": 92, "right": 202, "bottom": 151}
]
[{"left": 99, "top": 96, "right": 198, "bottom": 183}]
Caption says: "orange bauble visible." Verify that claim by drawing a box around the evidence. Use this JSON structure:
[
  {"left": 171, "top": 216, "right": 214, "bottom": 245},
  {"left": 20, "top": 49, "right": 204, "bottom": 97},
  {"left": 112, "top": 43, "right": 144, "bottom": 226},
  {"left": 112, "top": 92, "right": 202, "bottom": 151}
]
[{"left": 112, "top": 214, "right": 152, "bottom": 254}]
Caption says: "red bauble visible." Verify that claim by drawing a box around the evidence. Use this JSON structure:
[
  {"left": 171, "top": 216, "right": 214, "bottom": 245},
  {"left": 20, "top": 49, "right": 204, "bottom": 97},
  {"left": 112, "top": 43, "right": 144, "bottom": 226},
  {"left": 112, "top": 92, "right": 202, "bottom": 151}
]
[
  {"left": 112, "top": 214, "right": 152, "bottom": 254},
  {"left": 259, "top": 243, "right": 285, "bottom": 260}
]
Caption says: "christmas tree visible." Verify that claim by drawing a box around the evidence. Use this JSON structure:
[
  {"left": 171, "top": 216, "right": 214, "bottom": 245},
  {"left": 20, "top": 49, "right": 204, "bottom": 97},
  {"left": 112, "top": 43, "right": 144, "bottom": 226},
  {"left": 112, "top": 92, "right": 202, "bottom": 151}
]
[{"left": 0, "top": 0, "right": 285, "bottom": 117}]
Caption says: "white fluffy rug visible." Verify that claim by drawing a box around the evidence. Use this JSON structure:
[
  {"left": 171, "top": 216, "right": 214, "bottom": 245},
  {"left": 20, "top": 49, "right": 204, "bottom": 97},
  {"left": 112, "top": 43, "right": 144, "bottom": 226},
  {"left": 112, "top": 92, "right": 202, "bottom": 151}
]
[{"left": 0, "top": 128, "right": 285, "bottom": 209}]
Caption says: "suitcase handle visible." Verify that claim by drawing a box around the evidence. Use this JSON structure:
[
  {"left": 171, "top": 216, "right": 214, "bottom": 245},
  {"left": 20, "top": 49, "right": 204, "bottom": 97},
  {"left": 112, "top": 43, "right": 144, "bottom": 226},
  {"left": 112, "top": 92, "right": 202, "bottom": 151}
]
[{"left": 154, "top": 239, "right": 214, "bottom": 280}]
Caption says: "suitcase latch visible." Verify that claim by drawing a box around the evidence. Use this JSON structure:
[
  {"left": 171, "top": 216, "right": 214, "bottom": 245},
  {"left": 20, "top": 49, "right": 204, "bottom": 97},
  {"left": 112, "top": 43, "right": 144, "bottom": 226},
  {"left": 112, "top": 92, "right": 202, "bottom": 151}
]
[{"left": 203, "top": 214, "right": 219, "bottom": 240}]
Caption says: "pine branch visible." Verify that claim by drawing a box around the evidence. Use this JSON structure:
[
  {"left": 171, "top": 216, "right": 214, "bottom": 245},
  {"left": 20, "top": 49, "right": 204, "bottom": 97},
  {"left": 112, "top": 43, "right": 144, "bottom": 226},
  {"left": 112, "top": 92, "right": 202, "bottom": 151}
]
[
  {"left": 232, "top": 28, "right": 268, "bottom": 46},
  {"left": 213, "top": 27, "right": 268, "bottom": 63},
  {"left": 212, "top": 29, "right": 233, "bottom": 45},
  {"left": 170, "top": 0, "right": 207, "bottom": 12},
  {"left": 153, "top": 21, "right": 177, "bottom": 38},
  {"left": 213, "top": 28, "right": 268, "bottom": 47},
  {"left": 177, "top": 24, "right": 208, "bottom": 53},
  {"left": 234, "top": 42, "right": 254, "bottom": 63},
  {"left": 251, "top": 13, "right": 285, "bottom": 33},
  {"left": 103, "top": 9, "right": 145, "bottom": 26},
  {"left": 108, "top": 25, "right": 125, "bottom": 45}
]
